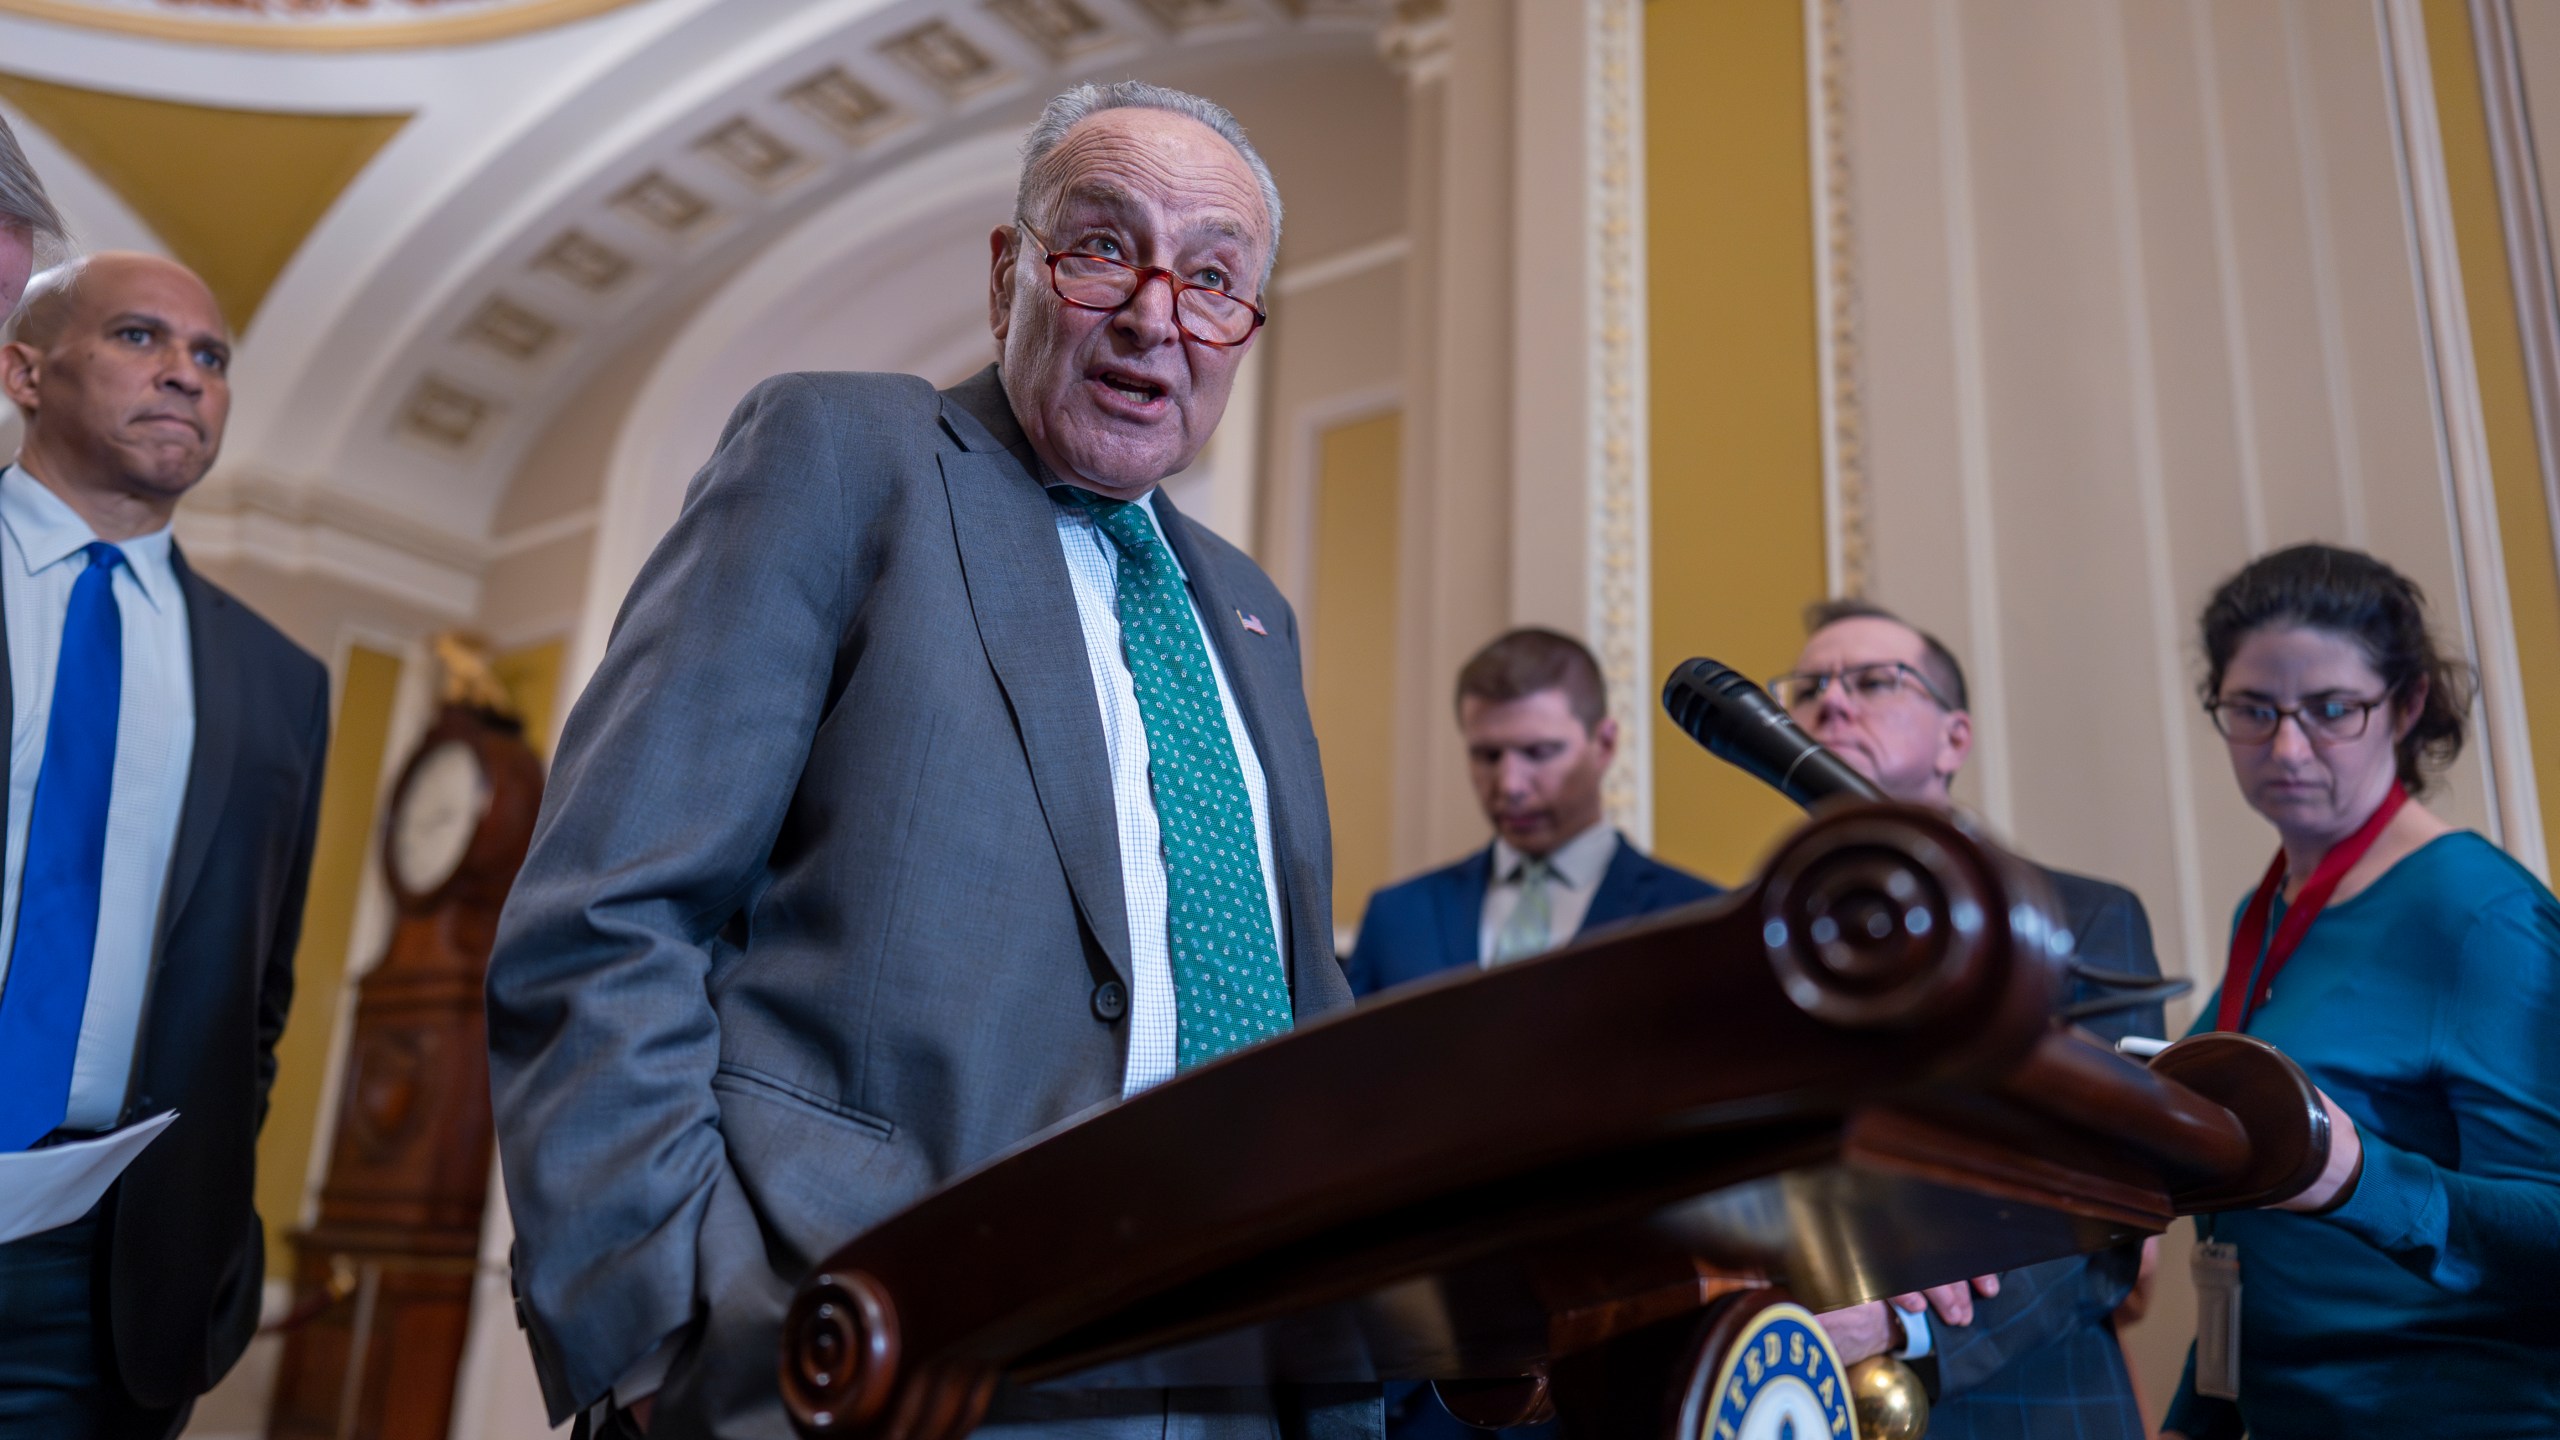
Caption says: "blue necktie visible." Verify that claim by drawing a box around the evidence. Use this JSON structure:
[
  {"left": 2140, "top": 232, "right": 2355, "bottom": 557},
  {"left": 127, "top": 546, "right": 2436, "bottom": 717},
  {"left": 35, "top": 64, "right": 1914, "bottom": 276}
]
[{"left": 0, "top": 542, "right": 125, "bottom": 1149}]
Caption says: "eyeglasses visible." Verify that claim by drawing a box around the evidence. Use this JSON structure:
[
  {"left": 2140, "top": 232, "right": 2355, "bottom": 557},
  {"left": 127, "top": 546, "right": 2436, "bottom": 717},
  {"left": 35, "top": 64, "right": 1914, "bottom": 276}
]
[
  {"left": 2204, "top": 694, "right": 2391, "bottom": 746},
  {"left": 1767, "top": 661, "right": 1953, "bottom": 713},
  {"left": 1017, "top": 222, "right": 1266, "bottom": 348}
]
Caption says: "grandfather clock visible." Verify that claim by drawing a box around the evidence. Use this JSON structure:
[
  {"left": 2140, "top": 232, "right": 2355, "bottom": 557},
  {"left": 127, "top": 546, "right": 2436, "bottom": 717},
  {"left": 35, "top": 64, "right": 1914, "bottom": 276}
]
[{"left": 270, "top": 639, "right": 545, "bottom": 1440}]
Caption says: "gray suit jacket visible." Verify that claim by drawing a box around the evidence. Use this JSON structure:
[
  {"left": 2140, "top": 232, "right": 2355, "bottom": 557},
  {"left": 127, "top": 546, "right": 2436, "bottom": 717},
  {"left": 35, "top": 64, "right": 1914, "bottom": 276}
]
[{"left": 487, "top": 366, "right": 1363, "bottom": 1439}]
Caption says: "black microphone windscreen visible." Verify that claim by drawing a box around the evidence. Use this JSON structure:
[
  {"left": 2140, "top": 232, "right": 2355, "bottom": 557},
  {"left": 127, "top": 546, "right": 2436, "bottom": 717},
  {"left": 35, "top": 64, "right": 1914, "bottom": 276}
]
[{"left": 1661, "top": 658, "right": 1885, "bottom": 810}]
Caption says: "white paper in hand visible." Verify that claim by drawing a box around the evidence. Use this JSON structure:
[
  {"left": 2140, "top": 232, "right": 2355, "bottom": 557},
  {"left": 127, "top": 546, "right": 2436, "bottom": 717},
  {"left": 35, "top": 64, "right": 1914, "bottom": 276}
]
[{"left": 0, "top": 1110, "right": 177, "bottom": 1243}]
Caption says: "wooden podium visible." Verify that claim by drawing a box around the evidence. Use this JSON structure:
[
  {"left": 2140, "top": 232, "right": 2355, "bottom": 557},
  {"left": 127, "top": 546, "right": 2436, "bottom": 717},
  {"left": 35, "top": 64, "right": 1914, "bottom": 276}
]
[{"left": 777, "top": 803, "right": 2326, "bottom": 1439}]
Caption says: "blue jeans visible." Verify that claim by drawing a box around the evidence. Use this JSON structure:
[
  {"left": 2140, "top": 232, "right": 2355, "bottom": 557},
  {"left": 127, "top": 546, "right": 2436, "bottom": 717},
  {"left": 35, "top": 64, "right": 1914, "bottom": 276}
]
[{"left": 0, "top": 1206, "right": 186, "bottom": 1440}]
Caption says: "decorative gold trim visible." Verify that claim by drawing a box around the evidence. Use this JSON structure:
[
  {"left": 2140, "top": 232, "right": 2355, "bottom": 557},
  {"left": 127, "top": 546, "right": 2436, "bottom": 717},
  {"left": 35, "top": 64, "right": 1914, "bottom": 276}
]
[
  {"left": 1592, "top": 0, "right": 1650, "bottom": 843},
  {"left": 0, "top": 0, "right": 646, "bottom": 52},
  {"left": 1809, "top": 0, "right": 1869, "bottom": 598}
]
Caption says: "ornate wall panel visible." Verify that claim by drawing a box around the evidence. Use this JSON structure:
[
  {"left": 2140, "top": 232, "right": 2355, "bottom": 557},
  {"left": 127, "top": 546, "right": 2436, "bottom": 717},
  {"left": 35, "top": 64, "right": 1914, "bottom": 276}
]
[
  {"left": 1589, "top": 0, "right": 1652, "bottom": 844},
  {"left": 1808, "top": 0, "right": 1870, "bottom": 600}
]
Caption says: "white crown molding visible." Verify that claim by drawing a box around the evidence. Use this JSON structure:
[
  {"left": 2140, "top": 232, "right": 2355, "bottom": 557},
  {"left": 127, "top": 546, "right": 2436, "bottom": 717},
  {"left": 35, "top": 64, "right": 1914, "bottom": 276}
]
[
  {"left": 0, "top": 0, "right": 654, "bottom": 51},
  {"left": 176, "top": 474, "right": 485, "bottom": 620},
  {"left": 1274, "top": 234, "right": 1408, "bottom": 297},
  {"left": 490, "top": 504, "right": 600, "bottom": 559}
]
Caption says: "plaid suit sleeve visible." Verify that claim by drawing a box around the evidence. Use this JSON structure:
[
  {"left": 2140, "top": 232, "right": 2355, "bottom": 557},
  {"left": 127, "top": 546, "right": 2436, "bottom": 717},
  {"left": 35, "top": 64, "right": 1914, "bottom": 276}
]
[{"left": 1929, "top": 1246, "right": 2139, "bottom": 1398}]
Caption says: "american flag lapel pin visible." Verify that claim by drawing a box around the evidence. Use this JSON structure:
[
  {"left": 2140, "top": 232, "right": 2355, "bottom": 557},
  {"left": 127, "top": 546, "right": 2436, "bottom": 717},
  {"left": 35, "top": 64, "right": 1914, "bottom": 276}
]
[{"left": 1237, "top": 610, "right": 1268, "bottom": 636}]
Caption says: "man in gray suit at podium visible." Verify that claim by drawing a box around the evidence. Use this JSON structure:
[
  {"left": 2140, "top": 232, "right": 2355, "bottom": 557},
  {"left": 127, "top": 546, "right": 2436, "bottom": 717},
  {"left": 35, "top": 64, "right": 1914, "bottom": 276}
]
[
  {"left": 1, "top": 116, "right": 63, "bottom": 314},
  {"left": 1783, "top": 599, "right": 2162, "bottom": 1440},
  {"left": 488, "top": 83, "right": 1371, "bottom": 1440}
]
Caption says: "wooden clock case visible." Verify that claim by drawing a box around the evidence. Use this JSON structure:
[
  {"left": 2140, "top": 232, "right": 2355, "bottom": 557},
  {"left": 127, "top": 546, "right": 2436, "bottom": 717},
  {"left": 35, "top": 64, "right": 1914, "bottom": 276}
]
[{"left": 269, "top": 702, "right": 544, "bottom": 1440}]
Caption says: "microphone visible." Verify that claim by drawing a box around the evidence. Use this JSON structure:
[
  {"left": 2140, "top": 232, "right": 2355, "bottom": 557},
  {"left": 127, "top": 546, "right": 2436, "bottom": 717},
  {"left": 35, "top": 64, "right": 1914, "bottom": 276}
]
[{"left": 1660, "top": 658, "right": 1885, "bottom": 810}]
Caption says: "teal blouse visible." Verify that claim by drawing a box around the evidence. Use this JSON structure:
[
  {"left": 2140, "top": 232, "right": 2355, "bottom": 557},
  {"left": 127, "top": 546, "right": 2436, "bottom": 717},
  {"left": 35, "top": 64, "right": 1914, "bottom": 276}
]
[{"left": 2164, "top": 832, "right": 2560, "bottom": 1439}]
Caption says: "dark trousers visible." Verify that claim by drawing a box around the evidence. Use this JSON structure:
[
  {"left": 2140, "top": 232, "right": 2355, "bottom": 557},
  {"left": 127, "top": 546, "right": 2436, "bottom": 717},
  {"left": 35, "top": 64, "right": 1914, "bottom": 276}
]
[{"left": 0, "top": 1206, "right": 187, "bottom": 1440}]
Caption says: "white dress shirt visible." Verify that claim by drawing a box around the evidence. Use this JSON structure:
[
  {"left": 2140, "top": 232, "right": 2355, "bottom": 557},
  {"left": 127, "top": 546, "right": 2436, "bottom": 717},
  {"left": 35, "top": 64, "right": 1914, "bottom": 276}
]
[
  {"left": 0, "top": 464, "right": 195, "bottom": 1132},
  {"left": 1478, "top": 821, "right": 1620, "bottom": 966},
  {"left": 1052, "top": 487, "right": 1284, "bottom": 1098}
]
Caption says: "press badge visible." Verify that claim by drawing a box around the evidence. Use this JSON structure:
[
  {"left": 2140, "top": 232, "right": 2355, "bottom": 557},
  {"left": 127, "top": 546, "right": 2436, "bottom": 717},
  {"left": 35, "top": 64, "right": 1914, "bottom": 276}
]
[{"left": 2192, "top": 1239, "right": 2242, "bottom": 1399}]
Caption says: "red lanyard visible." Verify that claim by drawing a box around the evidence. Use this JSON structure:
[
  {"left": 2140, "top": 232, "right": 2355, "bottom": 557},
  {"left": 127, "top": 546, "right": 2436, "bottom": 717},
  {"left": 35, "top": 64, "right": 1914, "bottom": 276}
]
[{"left": 2216, "top": 781, "right": 2407, "bottom": 1032}]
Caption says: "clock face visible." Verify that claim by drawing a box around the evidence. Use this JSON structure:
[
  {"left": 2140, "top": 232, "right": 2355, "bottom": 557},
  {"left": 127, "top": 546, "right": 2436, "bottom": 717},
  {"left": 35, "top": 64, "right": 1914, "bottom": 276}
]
[{"left": 392, "top": 740, "right": 489, "bottom": 897}]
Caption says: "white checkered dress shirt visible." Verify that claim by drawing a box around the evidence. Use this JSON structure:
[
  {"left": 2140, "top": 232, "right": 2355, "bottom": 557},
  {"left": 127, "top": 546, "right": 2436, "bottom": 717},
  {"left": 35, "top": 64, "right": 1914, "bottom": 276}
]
[{"left": 1053, "top": 488, "right": 1284, "bottom": 1098}]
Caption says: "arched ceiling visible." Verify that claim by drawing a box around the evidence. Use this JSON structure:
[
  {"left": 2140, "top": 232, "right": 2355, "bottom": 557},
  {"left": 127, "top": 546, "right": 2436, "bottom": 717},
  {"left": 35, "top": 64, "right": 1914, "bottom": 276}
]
[
  {"left": 0, "top": 72, "right": 405, "bottom": 323},
  {"left": 0, "top": 0, "right": 1395, "bottom": 620}
]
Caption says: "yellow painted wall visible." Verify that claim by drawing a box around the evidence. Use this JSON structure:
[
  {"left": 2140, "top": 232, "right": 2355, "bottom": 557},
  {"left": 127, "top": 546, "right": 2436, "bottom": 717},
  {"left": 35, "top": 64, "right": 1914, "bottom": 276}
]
[
  {"left": 0, "top": 74, "right": 405, "bottom": 328},
  {"left": 494, "top": 639, "right": 567, "bottom": 759},
  {"left": 2425, "top": 0, "right": 2560, "bottom": 864},
  {"left": 1644, "top": 0, "right": 1828, "bottom": 885},
  {"left": 257, "top": 645, "right": 402, "bottom": 1277},
  {"left": 1311, "top": 412, "right": 1404, "bottom": 930}
]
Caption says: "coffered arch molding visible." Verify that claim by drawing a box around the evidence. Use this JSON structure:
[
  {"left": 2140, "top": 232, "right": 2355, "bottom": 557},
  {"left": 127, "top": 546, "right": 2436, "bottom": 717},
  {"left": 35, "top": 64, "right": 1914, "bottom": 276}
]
[{"left": 577, "top": 125, "right": 1021, "bottom": 690}]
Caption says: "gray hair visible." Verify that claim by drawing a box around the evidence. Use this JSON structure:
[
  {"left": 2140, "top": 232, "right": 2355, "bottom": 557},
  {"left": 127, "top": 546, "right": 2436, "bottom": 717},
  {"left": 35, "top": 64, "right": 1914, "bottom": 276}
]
[
  {"left": 1016, "top": 81, "right": 1283, "bottom": 289},
  {"left": 6, "top": 256, "right": 86, "bottom": 346},
  {"left": 0, "top": 115, "right": 64, "bottom": 248}
]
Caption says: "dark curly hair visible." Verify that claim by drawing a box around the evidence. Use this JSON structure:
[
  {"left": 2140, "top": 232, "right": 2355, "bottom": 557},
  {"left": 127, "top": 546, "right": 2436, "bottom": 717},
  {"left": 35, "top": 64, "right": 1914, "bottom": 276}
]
[{"left": 2197, "top": 543, "right": 2473, "bottom": 793}]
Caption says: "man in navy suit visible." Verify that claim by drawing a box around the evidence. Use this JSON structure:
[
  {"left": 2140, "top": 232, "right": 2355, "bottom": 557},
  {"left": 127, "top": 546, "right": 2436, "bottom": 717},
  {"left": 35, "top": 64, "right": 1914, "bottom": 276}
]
[
  {"left": 1346, "top": 626, "right": 1718, "bottom": 995},
  {"left": 1347, "top": 629, "right": 1715, "bottom": 1440},
  {"left": 1785, "top": 600, "right": 2163, "bottom": 1440},
  {"left": 0, "top": 255, "right": 330, "bottom": 1438}
]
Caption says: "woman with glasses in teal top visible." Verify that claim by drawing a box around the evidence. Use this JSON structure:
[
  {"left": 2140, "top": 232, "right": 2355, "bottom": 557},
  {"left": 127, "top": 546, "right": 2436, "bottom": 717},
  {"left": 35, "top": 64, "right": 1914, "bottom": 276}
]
[{"left": 2162, "top": 545, "right": 2560, "bottom": 1440}]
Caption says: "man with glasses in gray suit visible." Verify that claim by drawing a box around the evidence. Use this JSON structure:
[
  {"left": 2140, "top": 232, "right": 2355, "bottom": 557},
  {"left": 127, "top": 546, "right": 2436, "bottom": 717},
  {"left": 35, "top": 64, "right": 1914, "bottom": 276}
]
[
  {"left": 488, "top": 82, "right": 1371, "bottom": 1440},
  {"left": 1, "top": 116, "right": 64, "bottom": 315}
]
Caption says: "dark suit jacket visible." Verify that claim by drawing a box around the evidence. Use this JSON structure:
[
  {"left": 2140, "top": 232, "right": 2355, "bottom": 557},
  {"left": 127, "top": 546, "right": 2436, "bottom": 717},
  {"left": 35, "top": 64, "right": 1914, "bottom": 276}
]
[
  {"left": 1922, "top": 865, "right": 2165, "bottom": 1440},
  {"left": 487, "top": 367, "right": 1366, "bottom": 1439},
  {"left": 1346, "top": 836, "right": 1717, "bottom": 1440},
  {"left": 2, "top": 548, "right": 331, "bottom": 1409},
  {"left": 1343, "top": 835, "right": 1721, "bottom": 997}
]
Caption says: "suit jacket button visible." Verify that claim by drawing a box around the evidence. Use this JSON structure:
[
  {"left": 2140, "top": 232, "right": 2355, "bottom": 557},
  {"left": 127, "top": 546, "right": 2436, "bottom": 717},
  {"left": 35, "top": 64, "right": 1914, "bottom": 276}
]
[{"left": 1092, "top": 980, "right": 1128, "bottom": 1022}]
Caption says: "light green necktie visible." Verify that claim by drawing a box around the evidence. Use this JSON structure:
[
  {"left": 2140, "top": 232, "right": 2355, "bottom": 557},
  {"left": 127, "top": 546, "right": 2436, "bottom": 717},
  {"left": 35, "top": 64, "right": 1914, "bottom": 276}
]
[
  {"left": 1079, "top": 494, "right": 1292, "bottom": 1067},
  {"left": 1491, "top": 858, "right": 1556, "bottom": 964}
]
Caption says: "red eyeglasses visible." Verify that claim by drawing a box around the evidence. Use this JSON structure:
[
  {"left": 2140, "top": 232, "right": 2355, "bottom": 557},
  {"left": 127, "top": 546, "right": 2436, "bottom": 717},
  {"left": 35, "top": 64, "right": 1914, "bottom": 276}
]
[{"left": 1017, "top": 222, "right": 1267, "bottom": 347}]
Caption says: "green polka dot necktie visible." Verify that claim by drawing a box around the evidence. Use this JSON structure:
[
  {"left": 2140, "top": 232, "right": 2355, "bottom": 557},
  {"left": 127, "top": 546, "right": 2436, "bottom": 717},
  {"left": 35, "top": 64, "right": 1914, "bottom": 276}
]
[{"left": 1077, "top": 493, "right": 1293, "bottom": 1067}]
